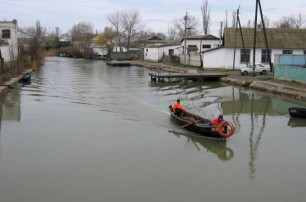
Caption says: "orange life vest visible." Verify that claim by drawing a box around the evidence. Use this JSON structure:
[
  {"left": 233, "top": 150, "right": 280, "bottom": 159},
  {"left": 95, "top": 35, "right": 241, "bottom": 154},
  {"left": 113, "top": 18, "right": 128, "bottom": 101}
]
[
  {"left": 173, "top": 102, "right": 185, "bottom": 112},
  {"left": 211, "top": 118, "right": 219, "bottom": 126}
]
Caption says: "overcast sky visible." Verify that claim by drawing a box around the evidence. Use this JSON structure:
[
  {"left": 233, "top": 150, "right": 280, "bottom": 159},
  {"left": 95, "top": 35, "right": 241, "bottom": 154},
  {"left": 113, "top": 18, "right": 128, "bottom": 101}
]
[{"left": 1, "top": 0, "right": 306, "bottom": 36}]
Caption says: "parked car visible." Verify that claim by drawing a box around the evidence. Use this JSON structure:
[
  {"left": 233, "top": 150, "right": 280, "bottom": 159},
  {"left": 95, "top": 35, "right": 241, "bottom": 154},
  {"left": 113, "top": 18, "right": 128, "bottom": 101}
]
[{"left": 240, "top": 63, "right": 270, "bottom": 76}]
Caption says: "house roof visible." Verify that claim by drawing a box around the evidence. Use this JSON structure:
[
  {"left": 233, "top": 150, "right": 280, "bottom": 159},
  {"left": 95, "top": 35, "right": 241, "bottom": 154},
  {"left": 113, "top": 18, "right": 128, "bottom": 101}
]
[
  {"left": 181, "top": 34, "right": 220, "bottom": 43},
  {"left": 224, "top": 27, "right": 306, "bottom": 49},
  {"left": 146, "top": 39, "right": 182, "bottom": 48},
  {"left": 147, "top": 36, "right": 162, "bottom": 40},
  {"left": 138, "top": 35, "right": 166, "bottom": 44}
]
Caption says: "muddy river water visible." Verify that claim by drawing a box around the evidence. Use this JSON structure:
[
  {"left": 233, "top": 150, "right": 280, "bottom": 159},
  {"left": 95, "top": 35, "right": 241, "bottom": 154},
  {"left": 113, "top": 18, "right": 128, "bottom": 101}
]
[{"left": 0, "top": 57, "right": 306, "bottom": 202}]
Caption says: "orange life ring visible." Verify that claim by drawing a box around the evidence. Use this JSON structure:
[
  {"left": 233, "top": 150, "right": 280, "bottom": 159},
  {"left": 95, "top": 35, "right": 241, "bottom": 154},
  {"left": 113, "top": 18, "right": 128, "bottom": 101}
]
[{"left": 217, "top": 121, "right": 235, "bottom": 138}]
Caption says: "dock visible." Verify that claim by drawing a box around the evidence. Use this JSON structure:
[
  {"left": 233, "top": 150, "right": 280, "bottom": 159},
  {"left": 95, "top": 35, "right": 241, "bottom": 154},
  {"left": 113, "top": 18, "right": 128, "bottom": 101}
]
[
  {"left": 106, "top": 60, "right": 131, "bottom": 66},
  {"left": 148, "top": 68, "right": 227, "bottom": 82}
]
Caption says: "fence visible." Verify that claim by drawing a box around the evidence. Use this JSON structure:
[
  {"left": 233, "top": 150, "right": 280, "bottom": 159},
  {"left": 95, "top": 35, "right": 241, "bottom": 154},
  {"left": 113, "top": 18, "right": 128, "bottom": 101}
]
[
  {"left": 179, "top": 53, "right": 201, "bottom": 67},
  {"left": 274, "top": 65, "right": 306, "bottom": 83}
]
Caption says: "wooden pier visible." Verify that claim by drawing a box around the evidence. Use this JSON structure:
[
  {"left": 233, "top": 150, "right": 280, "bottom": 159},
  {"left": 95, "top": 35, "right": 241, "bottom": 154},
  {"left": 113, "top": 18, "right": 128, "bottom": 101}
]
[
  {"left": 148, "top": 68, "right": 227, "bottom": 82},
  {"left": 106, "top": 60, "right": 131, "bottom": 66}
]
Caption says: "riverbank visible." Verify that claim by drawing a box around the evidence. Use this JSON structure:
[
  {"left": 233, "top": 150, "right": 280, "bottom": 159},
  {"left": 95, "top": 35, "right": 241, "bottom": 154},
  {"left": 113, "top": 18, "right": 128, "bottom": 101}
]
[
  {"left": 0, "top": 69, "right": 33, "bottom": 96},
  {"left": 131, "top": 60, "right": 306, "bottom": 101}
]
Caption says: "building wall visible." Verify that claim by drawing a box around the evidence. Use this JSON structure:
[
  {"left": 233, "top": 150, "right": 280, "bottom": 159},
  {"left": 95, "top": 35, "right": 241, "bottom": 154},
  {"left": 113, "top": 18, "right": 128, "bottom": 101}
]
[
  {"left": 0, "top": 20, "right": 18, "bottom": 62},
  {"left": 184, "top": 39, "right": 221, "bottom": 53},
  {"left": 180, "top": 53, "right": 201, "bottom": 66},
  {"left": 274, "top": 54, "right": 306, "bottom": 66},
  {"left": 202, "top": 47, "right": 303, "bottom": 69},
  {"left": 144, "top": 45, "right": 181, "bottom": 62},
  {"left": 92, "top": 47, "right": 108, "bottom": 57},
  {"left": 144, "top": 47, "right": 159, "bottom": 62}
]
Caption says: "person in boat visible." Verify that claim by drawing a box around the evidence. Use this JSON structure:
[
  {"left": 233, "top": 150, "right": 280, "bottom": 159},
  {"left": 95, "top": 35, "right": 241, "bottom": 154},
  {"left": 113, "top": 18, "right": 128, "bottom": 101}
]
[
  {"left": 173, "top": 99, "right": 185, "bottom": 117},
  {"left": 210, "top": 115, "right": 228, "bottom": 132},
  {"left": 211, "top": 115, "right": 224, "bottom": 126}
]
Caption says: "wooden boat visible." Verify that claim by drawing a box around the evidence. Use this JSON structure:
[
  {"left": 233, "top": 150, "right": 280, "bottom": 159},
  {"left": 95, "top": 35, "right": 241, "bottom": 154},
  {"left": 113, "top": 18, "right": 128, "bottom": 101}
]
[
  {"left": 169, "top": 105, "right": 235, "bottom": 139},
  {"left": 20, "top": 72, "right": 31, "bottom": 83},
  {"left": 288, "top": 107, "right": 306, "bottom": 118}
]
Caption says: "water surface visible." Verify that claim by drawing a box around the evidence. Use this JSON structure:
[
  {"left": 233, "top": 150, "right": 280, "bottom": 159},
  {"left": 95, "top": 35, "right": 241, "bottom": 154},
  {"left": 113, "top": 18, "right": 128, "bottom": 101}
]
[{"left": 0, "top": 57, "right": 306, "bottom": 202}]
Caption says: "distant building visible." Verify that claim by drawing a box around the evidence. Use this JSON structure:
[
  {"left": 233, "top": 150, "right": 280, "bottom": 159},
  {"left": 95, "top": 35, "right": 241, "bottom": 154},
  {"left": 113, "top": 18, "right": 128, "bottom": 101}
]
[
  {"left": 144, "top": 35, "right": 221, "bottom": 65},
  {"left": 144, "top": 39, "right": 182, "bottom": 62},
  {"left": 89, "top": 35, "right": 108, "bottom": 57},
  {"left": 17, "top": 31, "right": 33, "bottom": 53},
  {"left": 0, "top": 19, "right": 18, "bottom": 62},
  {"left": 59, "top": 33, "right": 72, "bottom": 47},
  {"left": 138, "top": 36, "right": 167, "bottom": 48}
]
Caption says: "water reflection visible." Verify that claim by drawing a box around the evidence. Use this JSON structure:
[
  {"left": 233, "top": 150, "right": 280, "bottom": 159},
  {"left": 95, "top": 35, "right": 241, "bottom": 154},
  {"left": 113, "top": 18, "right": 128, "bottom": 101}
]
[
  {"left": 168, "top": 130, "right": 234, "bottom": 161},
  {"left": 287, "top": 117, "right": 306, "bottom": 127},
  {"left": 1, "top": 87, "right": 21, "bottom": 122},
  {"left": 0, "top": 86, "right": 21, "bottom": 142}
]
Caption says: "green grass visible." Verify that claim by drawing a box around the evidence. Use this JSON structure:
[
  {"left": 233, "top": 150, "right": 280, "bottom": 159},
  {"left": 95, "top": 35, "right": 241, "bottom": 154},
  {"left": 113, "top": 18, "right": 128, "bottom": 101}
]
[{"left": 2, "top": 74, "right": 11, "bottom": 82}]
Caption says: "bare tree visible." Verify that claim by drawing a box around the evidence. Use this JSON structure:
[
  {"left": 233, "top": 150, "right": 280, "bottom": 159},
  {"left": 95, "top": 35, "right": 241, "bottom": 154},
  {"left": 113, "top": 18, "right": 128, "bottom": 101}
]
[
  {"left": 106, "top": 10, "right": 124, "bottom": 51},
  {"left": 225, "top": 10, "right": 228, "bottom": 28},
  {"left": 28, "top": 20, "right": 45, "bottom": 61},
  {"left": 121, "top": 10, "right": 143, "bottom": 51},
  {"left": 274, "top": 14, "right": 306, "bottom": 29},
  {"left": 173, "top": 15, "right": 198, "bottom": 38},
  {"left": 167, "top": 25, "right": 177, "bottom": 40},
  {"left": 247, "top": 20, "right": 252, "bottom": 28},
  {"left": 291, "top": 14, "right": 306, "bottom": 28},
  {"left": 70, "top": 21, "right": 94, "bottom": 41},
  {"left": 201, "top": 0, "right": 211, "bottom": 35},
  {"left": 231, "top": 10, "right": 237, "bottom": 28}
]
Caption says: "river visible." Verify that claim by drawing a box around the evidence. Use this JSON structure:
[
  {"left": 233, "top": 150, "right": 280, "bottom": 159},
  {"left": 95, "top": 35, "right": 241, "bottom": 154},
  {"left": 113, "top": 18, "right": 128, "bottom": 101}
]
[{"left": 0, "top": 57, "right": 306, "bottom": 202}]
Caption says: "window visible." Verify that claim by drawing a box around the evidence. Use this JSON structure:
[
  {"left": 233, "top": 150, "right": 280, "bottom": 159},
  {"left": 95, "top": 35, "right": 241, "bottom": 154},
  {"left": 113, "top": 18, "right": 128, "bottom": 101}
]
[
  {"left": 146, "top": 49, "right": 148, "bottom": 52},
  {"left": 261, "top": 49, "right": 271, "bottom": 63},
  {"left": 202, "top": 44, "right": 211, "bottom": 48},
  {"left": 304, "top": 50, "right": 306, "bottom": 55},
  {"left": 240, "top": 49, "right": 250, "bottom": 63},
  {"left": 283, "top": 50, "right": 293, "bottom": 55},
  {"left": 2, "top": 29, "right": 10, "bottom": 39},
  {"left": 187, "top": 45, "right": 198, "bottom": 52},
  {"left": 188, "top": 45, "right": 197, "bottom": 48}
]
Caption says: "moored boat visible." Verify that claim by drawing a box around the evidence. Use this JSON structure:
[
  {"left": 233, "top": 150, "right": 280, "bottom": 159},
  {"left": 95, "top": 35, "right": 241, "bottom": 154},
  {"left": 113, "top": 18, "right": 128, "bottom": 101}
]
[
  {"left": 20, "top": 72, "right": 31, "bottom": 84},
  {"left": 288, "top": 107, "right": 306, "bottom": 118},
  {"left": 169, "top": 105, "right": 235, "bottom": 139}
]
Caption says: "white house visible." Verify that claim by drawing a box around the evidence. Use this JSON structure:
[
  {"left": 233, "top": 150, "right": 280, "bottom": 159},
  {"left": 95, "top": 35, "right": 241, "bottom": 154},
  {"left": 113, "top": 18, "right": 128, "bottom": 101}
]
[
  {"left": 0, "top": 19, "right": 18, "bottom": 62},
  {"left": 181, "top": 34, "right": 221, "bottom": 54},
  {"left": 202, "top": 28, "right": 306, "bottom": 69},
  {"left": 89, "top": 35, "right": 108, "bottom": 57},
  {"left": 144, "top": 35, "right": 221, "bottom": 63},
  {"left": 144, "top": 40, "right": 182, "bottom": 62},
  {"left": 180, "top": 34, "right": 221, "bottom": 66}
]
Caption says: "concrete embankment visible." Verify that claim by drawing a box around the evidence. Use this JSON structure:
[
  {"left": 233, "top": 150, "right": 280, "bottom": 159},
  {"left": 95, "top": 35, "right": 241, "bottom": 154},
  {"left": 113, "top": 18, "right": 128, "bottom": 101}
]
[
  {"left": 131, "top": 60, "right": 306, "bottom": 101},
  {"left": 0, "top": 69, "right": 33, "bottom": 95},
  {"left": 250, "top": 80, "right": 306, "bottom": 100},
  {"left": 221, "top": 76, "right": 306, "bottom": 101}
]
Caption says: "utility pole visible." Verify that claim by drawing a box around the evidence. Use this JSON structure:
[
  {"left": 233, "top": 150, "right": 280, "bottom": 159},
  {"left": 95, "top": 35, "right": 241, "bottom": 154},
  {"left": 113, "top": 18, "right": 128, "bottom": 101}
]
[
  {"left": 233, "top": 7, "right": 239, "bottom": 69},
  {"left": 184, "top": 12, "right": 188, "bottom": 65},
  {"left": 220, "top": 21, "right": 223, "bottom": 45},
  {"left": 253, "top": 0, "right": 259, "bottom": 73},
  {"left": 237, "top": 8, "right": 248, "bottom": 68},
  {"left": 258, "top": 0, "right": 273, "bottom": 73}
]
